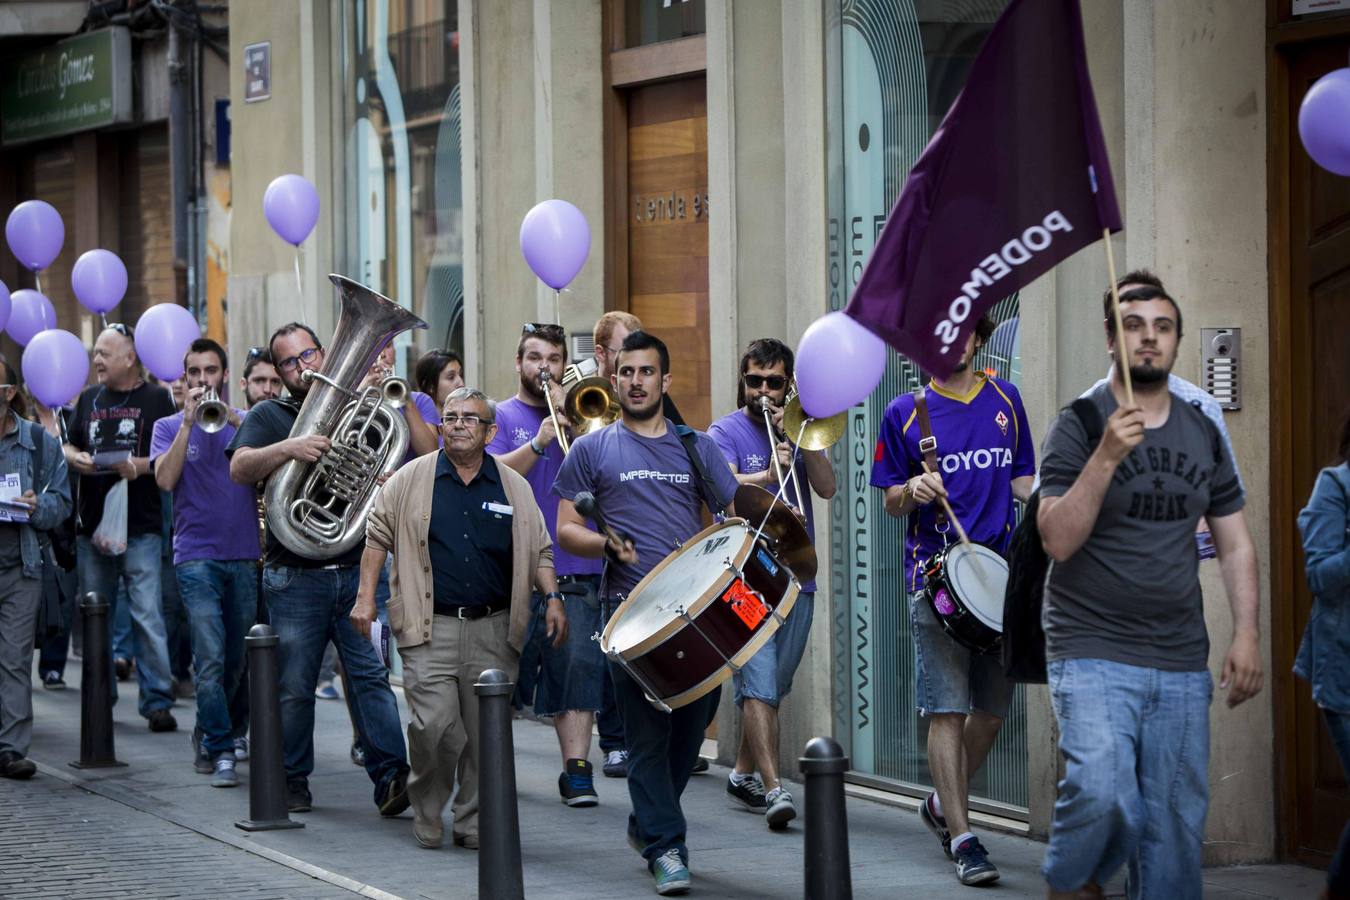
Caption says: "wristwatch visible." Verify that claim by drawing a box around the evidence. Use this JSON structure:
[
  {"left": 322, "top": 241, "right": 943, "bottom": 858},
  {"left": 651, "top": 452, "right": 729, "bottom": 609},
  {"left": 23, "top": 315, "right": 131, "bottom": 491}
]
[
  {"left": 529, "top": 436, "right": 546, "bottom": 456},
  {"left": 544, "top": 591, "right": 564, "bottom": 602}
]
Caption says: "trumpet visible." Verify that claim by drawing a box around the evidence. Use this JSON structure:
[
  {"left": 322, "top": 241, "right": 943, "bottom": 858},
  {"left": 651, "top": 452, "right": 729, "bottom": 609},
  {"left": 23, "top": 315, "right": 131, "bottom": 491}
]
[
  {"left": 759, "top": 396, "right": 805, "bottom": 511},
  {"left": 195, "top": 387, "right": 230, "bottom": 434},
  {"left": 540, "top": 369, "right": 620, "bottom": 455}
]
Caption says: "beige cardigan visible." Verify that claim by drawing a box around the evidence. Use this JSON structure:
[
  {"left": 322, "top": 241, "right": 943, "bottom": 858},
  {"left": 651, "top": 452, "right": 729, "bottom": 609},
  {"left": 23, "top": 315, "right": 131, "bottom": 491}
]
[{"left": 365, "top": 450, "right": 553, "bottom": 652}]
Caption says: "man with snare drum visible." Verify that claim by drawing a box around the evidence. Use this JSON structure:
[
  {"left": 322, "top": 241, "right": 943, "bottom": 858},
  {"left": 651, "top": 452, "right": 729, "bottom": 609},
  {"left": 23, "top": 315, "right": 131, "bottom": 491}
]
[
  {"left": 871, "top": 314, "right": 1034, "bottom": 887},
  {"left": 555, "top": 331, "right": 739, "bottom": 897}
]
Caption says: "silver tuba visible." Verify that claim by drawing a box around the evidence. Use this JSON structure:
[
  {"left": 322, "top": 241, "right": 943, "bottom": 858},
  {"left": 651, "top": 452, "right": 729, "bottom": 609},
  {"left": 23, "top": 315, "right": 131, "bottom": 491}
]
[{"left": 264, "top": 274, "right": 427, "bottom": 560}]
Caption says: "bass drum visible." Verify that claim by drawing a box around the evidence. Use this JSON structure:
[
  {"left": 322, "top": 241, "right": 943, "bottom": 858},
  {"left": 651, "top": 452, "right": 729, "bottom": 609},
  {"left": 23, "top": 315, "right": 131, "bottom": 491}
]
[
  {"left": 920, "top": 541, "right": 1008, "bottom": 655},
  {"left": 601, "top": 519, "right": 800, "bottom": 711}
]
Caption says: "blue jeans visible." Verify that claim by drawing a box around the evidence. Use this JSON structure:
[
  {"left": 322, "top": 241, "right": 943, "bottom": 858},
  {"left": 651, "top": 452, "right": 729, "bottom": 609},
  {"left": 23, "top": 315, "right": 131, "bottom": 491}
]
[
  {"left": 734, "top": 592, "right": 814, "bottom": 708},
  {"left": 611, "top": 660, "right": 717, "bottom": 867},
  {"left": 262, "top": 564, "right": 408, "bottom": 804},
  {"left": 1043, "top": 658, "right": 1212, "bottom": 898},
  {"left": 177, "top": 560, "right": 258, "bottom": 757},
  {"left": 112, "top": 582, "right": 133, "bottom": 660},
  {"left": 597, "top": 596, "right": 625, "bottom": 753},
  {"left": 1326, "top": 709, "right": 1350, "bottom": 895},
  {"left": 77, "top": 534, "right": 174, "bottom": 717},
  {"left": 163, "top": 552, "right": 191, "bottom": 681}
]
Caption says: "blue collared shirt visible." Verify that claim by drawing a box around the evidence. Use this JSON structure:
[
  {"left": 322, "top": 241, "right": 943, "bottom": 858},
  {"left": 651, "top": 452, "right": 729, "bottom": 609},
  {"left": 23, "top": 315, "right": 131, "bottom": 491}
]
[
  {"left": 429, "top": 452, "right": 513, "bottom": 611},
  {"left": 0, "top": 412, "right": 72, "bottom": 579},
  {"left": 1295, "top": 462, "right": 1350, "bottom": 713}
]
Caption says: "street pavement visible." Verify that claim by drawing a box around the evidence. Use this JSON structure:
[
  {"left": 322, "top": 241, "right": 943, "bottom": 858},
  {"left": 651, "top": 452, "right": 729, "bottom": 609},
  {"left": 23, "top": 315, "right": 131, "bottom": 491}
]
[{"left": 2, "top": 655, "right": 1327, "bottom": 899}]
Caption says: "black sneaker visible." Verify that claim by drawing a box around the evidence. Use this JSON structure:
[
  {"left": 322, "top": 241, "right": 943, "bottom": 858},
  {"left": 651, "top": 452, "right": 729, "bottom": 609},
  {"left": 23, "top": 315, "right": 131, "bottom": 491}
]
[
  {"left": 379, "top": 770, "right": 410, "bottom": 817},
  {"left": 953, "top": 837, "right": 1000, "bottom": 885},
  {"left": 147, "top": 708, "right": 178, "bottom": 733},
  {"left": 190, "top": 727, "right": 212, "bottom": 774},
  {"left": 350, "top": 740, "right": 367, "bottom": 767},
  {"left": 286, "top": 780, "right": 312, "bottom": 813},
  {"left": 114, "top": 657, "right": 132, "bottom": 682},
  {"left": 764, "top": 786, "right": 797, "bottom": 830},
  {"left": 726, "top": 773, "right": 768, "bottom": 813},
  {"left": 558, "top": 758, "right": 599, "bottom": 807},
  {"left": 602, "top": 749, "right": 629, "bottom": 778},
  {"left": 920, "top": 792, "right": 953, "bottom": 860},
  {"left": 41, "top": 671, "right": 66, "bottom": 690},
  {"left": 691, "top": 756, "right": 709, "bottom": 775},
  {"left": 0, "top": 752, "right": 36, "bottom": 780}
]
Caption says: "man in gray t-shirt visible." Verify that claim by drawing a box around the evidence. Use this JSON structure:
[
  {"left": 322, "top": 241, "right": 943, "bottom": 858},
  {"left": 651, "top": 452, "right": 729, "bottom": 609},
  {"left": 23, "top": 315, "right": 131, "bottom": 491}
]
[{"left": 1035, "top": 281, "right": 1263, "bottom": 900}]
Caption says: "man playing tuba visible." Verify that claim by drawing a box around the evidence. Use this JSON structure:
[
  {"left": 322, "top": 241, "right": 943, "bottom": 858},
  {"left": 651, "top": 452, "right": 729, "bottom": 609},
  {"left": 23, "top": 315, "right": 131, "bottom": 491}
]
[{"left": 227, "top": 322, "right": 411, "bottom": 817}]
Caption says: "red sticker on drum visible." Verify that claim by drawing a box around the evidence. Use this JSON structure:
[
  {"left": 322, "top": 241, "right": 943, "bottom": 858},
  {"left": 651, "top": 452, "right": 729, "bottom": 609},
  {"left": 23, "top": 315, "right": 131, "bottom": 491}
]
[{"left": 721, "top": 578, "right": 768, "bottom": 630}]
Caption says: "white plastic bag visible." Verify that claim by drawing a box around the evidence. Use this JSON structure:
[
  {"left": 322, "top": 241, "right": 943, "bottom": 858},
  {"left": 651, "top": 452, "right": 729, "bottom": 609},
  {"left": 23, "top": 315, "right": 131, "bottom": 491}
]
[{"left": 92, "top": 479, "right": 128, "bottom": 556}]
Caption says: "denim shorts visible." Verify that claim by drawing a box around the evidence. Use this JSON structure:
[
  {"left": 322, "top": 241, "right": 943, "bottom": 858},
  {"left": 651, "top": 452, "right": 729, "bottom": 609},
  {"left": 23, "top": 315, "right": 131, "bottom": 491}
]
[
  {"left": 909, "top": 591, "right": 1012, "bottom": 718},
  {"left": 514, "top": 575, "right": 605, "bottom": 717},
  {"left": 733, "top": 592, "right": 815, "bottom": 708}
]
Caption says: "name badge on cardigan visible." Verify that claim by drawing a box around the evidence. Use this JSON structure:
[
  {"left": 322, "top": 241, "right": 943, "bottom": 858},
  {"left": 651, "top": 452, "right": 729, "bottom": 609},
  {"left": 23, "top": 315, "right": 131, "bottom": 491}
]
[{"left": 483, "top": 501, "right": 514, "bottom": 517}]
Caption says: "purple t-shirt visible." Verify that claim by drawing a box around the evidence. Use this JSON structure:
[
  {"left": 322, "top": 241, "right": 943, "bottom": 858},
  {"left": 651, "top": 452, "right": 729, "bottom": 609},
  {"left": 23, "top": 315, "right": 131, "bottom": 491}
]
[
  {"left": 554, "top": 419, "right": 740, "bottom": 594},
  {"left": 708, "top": 408, "right": 818, "bottom": 593},
  {"left": 487, "top": 397, "right": 602, "bottom": 578},
  {"left": 402, "top": 391, "right": 440, "bottom": 466},
  {"left": 150, "top": 411, "right": 262, "bottom": 565},
  {"left": 870, "top": 375, "right": 1035, "bottom": 593}
]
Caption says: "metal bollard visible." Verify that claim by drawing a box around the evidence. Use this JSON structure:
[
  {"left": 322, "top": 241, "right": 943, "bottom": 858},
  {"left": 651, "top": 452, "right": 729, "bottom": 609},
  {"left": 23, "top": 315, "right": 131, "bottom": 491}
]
[
  {"left": 801, "top": 736, "right": 853, "bottom": 900},
  {"left": 235, "top": 625, "right": 302, "bottom": 831},
  {"left": 475, "top": 668, "right": 523, "bottom": 900},
  {"left": 70, "top": 594, "right": 125, "bottom": 769}
]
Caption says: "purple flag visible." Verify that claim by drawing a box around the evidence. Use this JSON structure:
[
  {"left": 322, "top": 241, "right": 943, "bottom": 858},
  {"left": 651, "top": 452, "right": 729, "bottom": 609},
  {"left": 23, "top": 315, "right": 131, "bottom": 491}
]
[{"left": 844, "top": 0, "right": 1122, "bottom": 380}]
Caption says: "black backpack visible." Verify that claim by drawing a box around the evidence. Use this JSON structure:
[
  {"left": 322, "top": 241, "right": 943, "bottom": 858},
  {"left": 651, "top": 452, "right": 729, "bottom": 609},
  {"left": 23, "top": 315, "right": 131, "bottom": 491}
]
[{"left": 1001, "top": 398, "right": 1103, "bottom": 684}]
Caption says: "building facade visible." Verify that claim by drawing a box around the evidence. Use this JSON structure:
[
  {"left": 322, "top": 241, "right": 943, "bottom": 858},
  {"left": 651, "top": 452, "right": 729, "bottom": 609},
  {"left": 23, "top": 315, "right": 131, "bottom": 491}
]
[{"left": 219, "top": 0, "right": 1347, "bottom": 868}]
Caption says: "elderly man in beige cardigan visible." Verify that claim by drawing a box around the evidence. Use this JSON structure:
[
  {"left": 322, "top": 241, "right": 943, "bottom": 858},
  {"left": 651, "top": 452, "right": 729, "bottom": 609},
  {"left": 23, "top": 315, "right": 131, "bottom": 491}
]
[{"left": 353, "top": 387, "right": 564, "bottom": 850}]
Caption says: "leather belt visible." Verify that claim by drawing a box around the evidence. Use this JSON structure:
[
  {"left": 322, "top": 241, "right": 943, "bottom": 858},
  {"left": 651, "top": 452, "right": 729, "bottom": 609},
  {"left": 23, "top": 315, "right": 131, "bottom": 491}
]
[
  {"left": 557, "top": 574, "right": 600, "bottom": 586},
  {"left": 436, "top": 597, "right": 509, "bottom": 620}
]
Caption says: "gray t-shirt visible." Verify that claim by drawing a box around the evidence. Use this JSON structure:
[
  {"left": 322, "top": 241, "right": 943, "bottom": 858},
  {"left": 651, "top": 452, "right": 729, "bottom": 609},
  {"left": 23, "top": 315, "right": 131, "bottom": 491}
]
[
  {"left": 1038, "top": 383, "right": 1244, "bottom": 671},
  {"left": 553, "top": 419, "right": 740, "bottom": 594}
]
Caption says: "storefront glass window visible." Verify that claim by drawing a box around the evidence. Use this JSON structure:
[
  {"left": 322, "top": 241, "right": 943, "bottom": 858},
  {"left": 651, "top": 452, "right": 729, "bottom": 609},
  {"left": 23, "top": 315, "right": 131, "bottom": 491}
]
[
  {"left": 340, "top": 0, "right": 463, "bottom": 370},
  {"left": 623, "top": 0, "right": 706, "bottom": 48},
  {"left": 824, "top": 0, "right": 1027, "bottom": 813}
]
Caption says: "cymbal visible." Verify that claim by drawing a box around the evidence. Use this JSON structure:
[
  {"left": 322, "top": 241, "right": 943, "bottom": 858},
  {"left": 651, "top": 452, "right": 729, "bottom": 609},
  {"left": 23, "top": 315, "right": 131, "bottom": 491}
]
[
  {"left": 733, "top": 484, "right": 818, "bottom": 582},
  {"left": 782, "top": 397, "right": 846, "bottom": 451}
]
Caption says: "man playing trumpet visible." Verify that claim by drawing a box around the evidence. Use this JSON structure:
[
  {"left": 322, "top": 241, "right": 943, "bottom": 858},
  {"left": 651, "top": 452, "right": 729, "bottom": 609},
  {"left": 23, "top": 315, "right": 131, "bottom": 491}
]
[
  {"left": 151, "top": 339, "right": 258, "bottom": 786},
  {"left": 708, "top": 338, "right": 836, "bottom": 829},
  {"left": 491, "top": 323, "right": 607, "bottom": 807}
]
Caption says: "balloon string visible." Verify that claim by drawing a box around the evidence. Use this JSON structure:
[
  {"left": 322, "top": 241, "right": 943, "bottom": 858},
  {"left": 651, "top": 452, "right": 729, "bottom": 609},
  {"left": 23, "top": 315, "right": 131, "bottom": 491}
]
[
  {"left": 294, "top": 247, "right": 305, "bottom": 325},
  {"left": 554, "top": 289, "right": 561, "bottom": 326},
  {"left": 34, "top": 271, "right": 43, "bottom": 296},
  {"left": 101, "top": 314, "right": 108, "bottom": 330}
]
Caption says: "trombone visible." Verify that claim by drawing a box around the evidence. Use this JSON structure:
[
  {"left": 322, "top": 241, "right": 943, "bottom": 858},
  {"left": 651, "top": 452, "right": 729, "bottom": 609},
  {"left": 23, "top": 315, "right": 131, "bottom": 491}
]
[
  {"left": 195, "top": 387, "right": 230, "bottom": 434},
  {"left": 782, "top": 383, "right": 845, "bottom": 451},
  {"left": 540, "top": 369, "right": 620, "bottom": 455}
]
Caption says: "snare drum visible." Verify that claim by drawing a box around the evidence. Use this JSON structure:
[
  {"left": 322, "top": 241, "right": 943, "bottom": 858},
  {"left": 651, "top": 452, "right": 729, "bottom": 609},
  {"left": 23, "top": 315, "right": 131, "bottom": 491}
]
[
  {"left": 920, "top": 542, "right": 1008, "bottom": 655},
  {"left": 601, "top": 519, "right": 800, "bottom": 711}
]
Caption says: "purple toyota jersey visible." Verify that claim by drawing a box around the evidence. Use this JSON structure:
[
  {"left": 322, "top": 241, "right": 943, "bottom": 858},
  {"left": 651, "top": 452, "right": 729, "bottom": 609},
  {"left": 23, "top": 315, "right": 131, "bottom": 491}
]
[{"left": 870, "top": 375, "right": 1035, "bottom": 592}]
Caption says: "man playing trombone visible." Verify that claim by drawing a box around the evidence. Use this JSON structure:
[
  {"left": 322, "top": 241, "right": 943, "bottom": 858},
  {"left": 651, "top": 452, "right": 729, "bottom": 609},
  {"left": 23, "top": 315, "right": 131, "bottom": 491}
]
[
  {"left": 490, "top": 323, "right": 608, "bottom": 808},
  {"left": 707, "top": 338, "right": 836, "bottom": 829},
  {"left": 151, "top": 338, "right": 257, "bottom": 786}
]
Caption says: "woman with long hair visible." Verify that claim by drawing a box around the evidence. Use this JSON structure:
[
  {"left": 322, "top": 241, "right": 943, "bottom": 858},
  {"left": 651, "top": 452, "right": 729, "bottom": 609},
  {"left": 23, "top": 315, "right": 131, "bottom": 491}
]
[
  {"left": 1295, "top": 410, "right": 1350, "bottom": 900},
  {"left": 413, "top": 349, "right": 464, "bottom": 413}
]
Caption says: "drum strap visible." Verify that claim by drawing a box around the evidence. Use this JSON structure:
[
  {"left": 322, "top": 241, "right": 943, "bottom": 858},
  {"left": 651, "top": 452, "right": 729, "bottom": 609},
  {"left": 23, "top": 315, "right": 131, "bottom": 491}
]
[
  {"left": 912, "top": 387, "right": 946, "bottom": 527},
  {"left": 675, "top": 425, "right": 728, "bottom": 516}
]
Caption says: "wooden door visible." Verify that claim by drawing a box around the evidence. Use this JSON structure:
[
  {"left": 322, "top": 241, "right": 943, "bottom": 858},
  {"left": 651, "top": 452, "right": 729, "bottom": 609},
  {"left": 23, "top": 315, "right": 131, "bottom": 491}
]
[
  {"left": 625, "top": 77, "right": 710, "bottom": 429},
  {"left": 1276, "top": 36, "right": 1350, "bottom": 866}
]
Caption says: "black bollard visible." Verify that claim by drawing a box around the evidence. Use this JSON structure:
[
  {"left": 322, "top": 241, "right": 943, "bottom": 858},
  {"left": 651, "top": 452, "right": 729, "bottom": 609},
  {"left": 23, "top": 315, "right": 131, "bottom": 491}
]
[
  {"left": 70, "top": 594, "right": 125, "bottom": 769},
  {"left": 475, "top": 668, "right": 523, "bottom": 900},
  {"left": 235, "top": 624, "right": 302, "bottom": 831},
  {"left": 801, "top": 736, "right": 852, "bottom": 900}
]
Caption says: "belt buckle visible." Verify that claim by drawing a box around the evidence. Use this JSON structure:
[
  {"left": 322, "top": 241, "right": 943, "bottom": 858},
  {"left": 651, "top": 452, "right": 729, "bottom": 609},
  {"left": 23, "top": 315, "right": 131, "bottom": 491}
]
[
  {"left": 918, "top": 436, "right": 938, "bottom": 455},
  {"left": 455, "top": 606, "right": 470, "bottom": 620}
]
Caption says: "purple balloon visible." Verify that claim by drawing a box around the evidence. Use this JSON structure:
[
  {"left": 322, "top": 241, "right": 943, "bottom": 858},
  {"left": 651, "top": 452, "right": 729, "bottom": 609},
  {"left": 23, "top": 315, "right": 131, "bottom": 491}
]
[
  {"left": 1299, "top": 68, "right": 1350, "bottom": 176},
  {"left": 519, "top": 199, "right": 591, "bottom": 290},
  {"left": 795, "top": 312, "right": 888, "bottom": 418},
  {"left": 6, "top": 290, "right": 57, "bottom": 346},
  {"left": 71, "top": 249, "right": 128, "bottom": 315},
  {"left": 5, "top": 200, "right": 65, "bottom": 272},
  {"left": 22, "top": 329, "right": 89, "bottom": 408},
  {"left": 0, "top": 280, "right": 10, "bottom": 335},
  {"left": 263, "top": 174, "right": 321, "bottom": 246},
  {"left": 135, "top": 303, "right": 201, "bottom": 381}
]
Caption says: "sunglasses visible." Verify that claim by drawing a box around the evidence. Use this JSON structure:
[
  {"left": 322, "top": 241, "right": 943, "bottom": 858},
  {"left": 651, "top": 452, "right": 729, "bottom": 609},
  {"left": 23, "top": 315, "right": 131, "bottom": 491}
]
[
  {"left": 107, "top": 322, "right": 133, "bottom": 338},
  {"left": 246, "top": 346, "right": 266, "bottom": 361},
  {"left": 743, "top": 374, "right": 787, "bottom": 391},
  {"left": 276, "top": 347, "right": 322, "bottom": 372},
  {"left": 522, "top": 322, "right": 565, "bottom": 342}
]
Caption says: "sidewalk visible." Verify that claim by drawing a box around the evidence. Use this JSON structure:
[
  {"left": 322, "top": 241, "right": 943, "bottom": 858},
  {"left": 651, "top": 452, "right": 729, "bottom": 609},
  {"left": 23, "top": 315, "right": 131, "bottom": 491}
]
[{"left": 5, "top": 656, "right": 1325, "bottom": 899}]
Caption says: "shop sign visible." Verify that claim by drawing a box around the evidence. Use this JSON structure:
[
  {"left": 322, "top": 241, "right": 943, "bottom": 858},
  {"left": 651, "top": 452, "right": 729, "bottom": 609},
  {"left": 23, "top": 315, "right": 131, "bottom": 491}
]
[
  {"left": 1293, "top": 0, "right": 1350, "bottom": 12},
  {"left": 0, "top": 28, "right": 132, "bottom": 147},
  {"left": 244, "top": 42, "right": 271, "bottom": 103}
]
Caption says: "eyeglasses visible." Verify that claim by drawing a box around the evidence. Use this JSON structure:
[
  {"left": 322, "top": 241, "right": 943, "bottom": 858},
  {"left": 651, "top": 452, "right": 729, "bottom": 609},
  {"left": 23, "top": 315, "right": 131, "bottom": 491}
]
[
  {"left": 276, "top": 347, "right": 322, "bottom": 372},
  {"left": 107, "top": 322, "right": 132, "bottom": 338},
  {"left": 743, "top": 374, "right": 787, "bottom": 391},
  {"left": 441, "top": 413, "right": 488, "bottom": 428},
  {"left": 246, "top": 346, "right": 265, "bottom": 361},
  {"left": 522, "top": 322, "right": 565, "bottom": 342}
]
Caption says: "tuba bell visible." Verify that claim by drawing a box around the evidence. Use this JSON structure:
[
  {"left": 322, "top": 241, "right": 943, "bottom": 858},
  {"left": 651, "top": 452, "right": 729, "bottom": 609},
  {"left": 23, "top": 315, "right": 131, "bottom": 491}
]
[{"left": 264, "top": 275, "right": 427, "bottom": 560}]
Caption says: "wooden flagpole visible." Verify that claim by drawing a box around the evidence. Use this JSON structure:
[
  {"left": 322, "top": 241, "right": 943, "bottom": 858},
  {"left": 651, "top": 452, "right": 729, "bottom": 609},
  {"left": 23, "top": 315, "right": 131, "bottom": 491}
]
[{"left": 1102, "top": 228, "right": 1135, "bottom": 407}]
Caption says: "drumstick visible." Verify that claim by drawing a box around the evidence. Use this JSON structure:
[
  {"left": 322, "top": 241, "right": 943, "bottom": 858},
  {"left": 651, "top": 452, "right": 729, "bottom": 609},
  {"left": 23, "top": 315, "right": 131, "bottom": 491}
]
[
  {"left": 921, "top": 462, "right": 971, "bottom": 548},
  {"left": 574, "top": 491, "right": 632, "bottom": 555}
]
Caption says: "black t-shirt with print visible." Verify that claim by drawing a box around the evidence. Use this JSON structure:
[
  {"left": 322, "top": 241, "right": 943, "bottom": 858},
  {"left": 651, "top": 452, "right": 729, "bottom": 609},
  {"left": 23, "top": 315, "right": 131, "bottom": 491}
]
[{"left": 71, "top": 382, "right": 176, "bottom": 538}]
